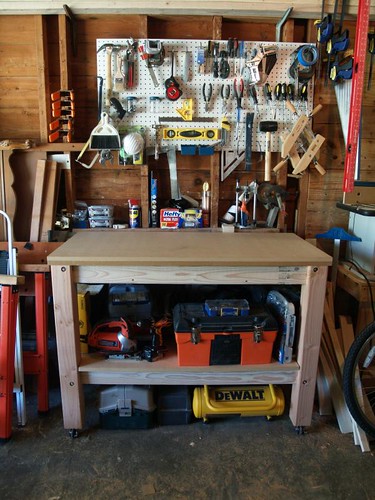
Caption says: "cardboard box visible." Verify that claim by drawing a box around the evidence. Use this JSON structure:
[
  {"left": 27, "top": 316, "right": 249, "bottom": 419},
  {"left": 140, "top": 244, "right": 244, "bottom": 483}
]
[
  {"left": 160, "top": 208, "right": 180, "bottom": 229},
  {"left": 77, "top": 284, "right": 106, "bottom": 353},
  {"left": 77, "top": 287, "right": 90, "bottom": 353},
  {"left": 173, "top": 303, "right": 278, "bottom": 366}
]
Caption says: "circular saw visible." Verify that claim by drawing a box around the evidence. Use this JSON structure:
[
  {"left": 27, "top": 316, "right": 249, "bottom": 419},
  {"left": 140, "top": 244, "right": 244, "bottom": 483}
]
[{"left": 257, "top": 183, "right": 287, "bottom": 209}]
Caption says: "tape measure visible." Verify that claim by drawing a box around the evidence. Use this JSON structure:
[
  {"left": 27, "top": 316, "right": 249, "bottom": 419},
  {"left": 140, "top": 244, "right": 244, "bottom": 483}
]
[
  {"left": 343, "top": 0, "right": 371, "bottom": 193},
  {"left": 162, "top": 128, "right": 220, "bottom": 140}
]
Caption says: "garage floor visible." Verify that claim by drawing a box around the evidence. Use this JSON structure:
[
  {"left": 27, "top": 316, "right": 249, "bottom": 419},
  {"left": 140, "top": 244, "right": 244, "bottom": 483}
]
[{"left": 0, "top": 381, "right": 374, "bottom": 500}]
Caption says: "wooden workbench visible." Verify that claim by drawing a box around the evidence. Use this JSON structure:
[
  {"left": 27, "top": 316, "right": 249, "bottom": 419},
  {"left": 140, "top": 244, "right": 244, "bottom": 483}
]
[{"left": 48, "top": 231, "right": 332, "bottom": 433}]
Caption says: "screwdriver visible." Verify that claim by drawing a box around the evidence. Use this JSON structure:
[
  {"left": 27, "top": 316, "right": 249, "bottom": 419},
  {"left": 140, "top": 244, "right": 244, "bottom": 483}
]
[
  {"left": 274, "top": 83, "right": 281, "bottom": 117},
  {"left": 287, "top": 83, "right": 295, "bottom": 101},
  {"left": 368, "top": 33, "right": 375, "bottom": 90},
  {"left": 299, "top": 83, "right": 308, "bottom": 115},
  {"left": 263, "top": 82, "right": 275, "bottom": 118},
  {"left": 281, "top": 83, "right": 287, "bottom": 107},
  {"left": 248, "top": 84, "right": 258, "bottom": 114}
]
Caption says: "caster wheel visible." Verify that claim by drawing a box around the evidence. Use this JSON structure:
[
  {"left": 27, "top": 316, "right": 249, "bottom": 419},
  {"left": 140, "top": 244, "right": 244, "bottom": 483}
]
[
  {"left": 69, "top": 428, "right": 78, "bottom": 439},
  {"left": 295, "top": 426, "right": 305, "bottom": 435}
]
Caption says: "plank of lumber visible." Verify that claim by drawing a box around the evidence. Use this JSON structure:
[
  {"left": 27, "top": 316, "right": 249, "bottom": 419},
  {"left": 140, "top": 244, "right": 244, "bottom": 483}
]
[
  {"left": 340, "top": 315, "right": 356, "bottom": 356},
  {"left": 39, "top": 160, "right": 59, "bottom": 242},
  {"left": 30, "top": 159, "right": 47, "bottom": 242},
  {"left": 316, "top": 361, "right": 333, "bottom": 416},
  {"left": 319, "top": 336, "right": 352, "bottom": 433},
  {"left": 324, "top": 299, "right": 345, "bottom": 370}
]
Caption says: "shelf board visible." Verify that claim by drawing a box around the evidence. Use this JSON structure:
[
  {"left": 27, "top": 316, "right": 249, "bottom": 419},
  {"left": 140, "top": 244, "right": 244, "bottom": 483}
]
[{"left": 79, "top": 350, "right": 300, "bottom": 386}]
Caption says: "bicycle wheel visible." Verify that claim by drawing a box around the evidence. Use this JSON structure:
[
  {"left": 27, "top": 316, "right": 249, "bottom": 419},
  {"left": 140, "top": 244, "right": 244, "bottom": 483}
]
[{"left": 343, "top": 321, "right": 375, "bottom": 439}]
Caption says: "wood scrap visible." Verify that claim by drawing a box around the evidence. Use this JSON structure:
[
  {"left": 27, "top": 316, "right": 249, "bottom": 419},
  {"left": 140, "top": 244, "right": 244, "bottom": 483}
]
[
  {"left": 30, "top": 159, "right": 47, "bottom": 242},
  {"left": 39, "top": 160, "right": 60, "bottom": 242},
  {"left": 0, "top": 139, "right": 32, "bottom": 150},
  {"left": 316, "top": 362, "right": 333, "bottom": 416},
  {"left": 317, "top": 285, "right": 372, "bottom": 450},
  {"left": 319, "top": 335, "right": 352, "bottom": 433}
]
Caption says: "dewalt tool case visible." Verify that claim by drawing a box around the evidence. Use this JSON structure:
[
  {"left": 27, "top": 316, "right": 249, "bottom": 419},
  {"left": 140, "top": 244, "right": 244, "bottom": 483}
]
[{"left": 173, "top": 302, "right": 278, "bottom": 366}]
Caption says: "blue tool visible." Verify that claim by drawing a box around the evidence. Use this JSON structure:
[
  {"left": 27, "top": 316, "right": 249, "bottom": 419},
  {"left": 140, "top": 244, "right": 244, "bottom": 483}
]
[{"left": 316, "top": 227, "right": 361, "bottom": 291}]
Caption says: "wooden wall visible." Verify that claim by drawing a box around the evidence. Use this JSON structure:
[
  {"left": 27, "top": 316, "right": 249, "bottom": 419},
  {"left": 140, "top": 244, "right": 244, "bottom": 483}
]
[{"left": 0, "top": 13, "right": 374, "bottom": 245}]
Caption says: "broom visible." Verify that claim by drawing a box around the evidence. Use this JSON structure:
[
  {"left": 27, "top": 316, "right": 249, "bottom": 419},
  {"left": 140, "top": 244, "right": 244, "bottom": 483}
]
[{"left": 89, "top": 112, "right": 121, "bottom": 150}]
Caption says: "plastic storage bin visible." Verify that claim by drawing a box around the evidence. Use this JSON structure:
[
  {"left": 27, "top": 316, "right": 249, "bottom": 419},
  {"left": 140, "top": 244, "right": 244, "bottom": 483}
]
[{"left": 157, "top": 386, "right": 192, "bottom": 425}]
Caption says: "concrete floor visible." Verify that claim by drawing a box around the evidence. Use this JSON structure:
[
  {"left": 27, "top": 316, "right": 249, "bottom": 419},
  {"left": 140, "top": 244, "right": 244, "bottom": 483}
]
[{"left": 0, "top": 381, "right": 374, "bottom": 500}]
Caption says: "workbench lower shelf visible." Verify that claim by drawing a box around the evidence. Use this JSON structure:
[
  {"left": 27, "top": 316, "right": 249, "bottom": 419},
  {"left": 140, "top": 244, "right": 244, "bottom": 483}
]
[{"left": 78, "top": 352, "right": 300, "bottom": 386}]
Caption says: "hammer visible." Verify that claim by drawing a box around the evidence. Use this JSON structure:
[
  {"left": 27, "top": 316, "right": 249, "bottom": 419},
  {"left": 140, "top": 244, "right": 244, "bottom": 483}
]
[{"left": 259, "top": 121, "right": 278, "bottom": 182}]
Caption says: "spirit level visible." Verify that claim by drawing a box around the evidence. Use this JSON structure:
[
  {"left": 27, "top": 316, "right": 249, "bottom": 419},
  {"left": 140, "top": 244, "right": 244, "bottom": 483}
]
[{"left": 343, "top": 0, "right": 371, "bottom": 193}]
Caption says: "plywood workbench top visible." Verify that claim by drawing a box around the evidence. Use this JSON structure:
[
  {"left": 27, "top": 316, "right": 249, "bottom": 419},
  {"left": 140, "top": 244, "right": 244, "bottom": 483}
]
[{"left": 47, "top": 231, "right": 332, "bottom": 267}]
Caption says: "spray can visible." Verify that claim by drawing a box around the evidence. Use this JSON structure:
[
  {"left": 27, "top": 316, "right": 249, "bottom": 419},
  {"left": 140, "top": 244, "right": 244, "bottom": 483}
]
[
  {"left": 201, "top": 182, "right": 210, "bottom": 227},
  {"left": 128, "top": 199, "right": 141, "bottom": 228}
]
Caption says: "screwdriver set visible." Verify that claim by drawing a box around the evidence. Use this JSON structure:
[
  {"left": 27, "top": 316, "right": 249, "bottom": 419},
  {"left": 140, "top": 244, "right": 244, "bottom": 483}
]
[{"left": 96, "top": 38, "right": 315, "bottom": 155}]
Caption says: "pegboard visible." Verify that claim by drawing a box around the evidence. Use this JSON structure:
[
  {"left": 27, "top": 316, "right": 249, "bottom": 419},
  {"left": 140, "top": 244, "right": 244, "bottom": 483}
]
[{"left": 96, "top": 39, "right": 315, "bottom": 154}]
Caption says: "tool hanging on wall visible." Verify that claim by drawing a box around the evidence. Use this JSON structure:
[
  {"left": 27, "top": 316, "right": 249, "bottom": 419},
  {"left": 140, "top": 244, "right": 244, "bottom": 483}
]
[
  {"left": 314, "top": 0, "right": 334, "bottom": 79},
  {"left": 329, "top": 55, "right": 353, "bottom": 83},
  {"left": 162, "top": 128, "right": 220, "bottom": 140},
  {"left": 110, "top": 97, "right": 126, "bottom": 120},
  {"left": 165, "top": 51, "right": 182, "bottom": 101},
  {"left": 325, "top": 0, "right": 349, "bottom": 86},
  {"left": 275, "top": 101, "right": 326, "bottom": 176},
  {"left": 138, "top": 43, "right": 160, "bottom": 88},
  {"left": 182, "top": 50, "right": 192, "bottom": 83},
  {"left": 97, "top": 43, "right": 122, "bottom": 107},
  {"left": 245, "top": 112, "right": 255, "bottom": 171},
  {"left": 259, "top": 121, "right": 278, "bottom": 182},
  {"left": 342, "top": 0, "right": 371, "bottom": 193},
  {"left": 233, "top": 77, "right": 244, "bottom": 152},
  {"left": 48, "top": 89, "right": 74, "bottom": 143},
  {"left": 202, "top": 83, "right": 213, "bottom": 112},
  {"left": 367, "top": 33, "right": 375, "bottom": 90}
]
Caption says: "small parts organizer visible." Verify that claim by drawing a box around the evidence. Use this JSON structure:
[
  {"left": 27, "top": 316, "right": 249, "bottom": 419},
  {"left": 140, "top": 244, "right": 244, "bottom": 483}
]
[{"left": 96, "top": 39, "right": 315, "bottom": 154}]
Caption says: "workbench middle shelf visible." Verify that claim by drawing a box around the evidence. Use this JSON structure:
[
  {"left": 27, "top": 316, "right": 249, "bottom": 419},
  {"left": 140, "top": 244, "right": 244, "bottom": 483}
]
[{"left": 78, "top": 351, "right": 300, "bottom": 386}]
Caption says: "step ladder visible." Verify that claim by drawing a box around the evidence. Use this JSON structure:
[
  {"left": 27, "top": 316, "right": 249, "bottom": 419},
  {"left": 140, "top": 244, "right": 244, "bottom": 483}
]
[{"left": 0, "top": 210, "right": 26, "bottom": 434}]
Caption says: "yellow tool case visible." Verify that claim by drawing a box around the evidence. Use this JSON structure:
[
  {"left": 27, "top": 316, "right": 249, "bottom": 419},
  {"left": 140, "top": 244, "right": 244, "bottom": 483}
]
[{"left": 193, "top": 385, "right": 285, "bottom": 422}]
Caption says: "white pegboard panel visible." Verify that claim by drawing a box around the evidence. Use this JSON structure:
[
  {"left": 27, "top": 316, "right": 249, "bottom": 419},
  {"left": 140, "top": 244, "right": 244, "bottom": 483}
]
[{"left": 96, "top": 39, "right": 315, "bottom": 154}]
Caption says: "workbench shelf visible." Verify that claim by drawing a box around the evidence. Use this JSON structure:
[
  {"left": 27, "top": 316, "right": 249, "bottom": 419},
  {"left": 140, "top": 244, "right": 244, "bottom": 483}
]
[{"left": 78, "top": 352, "right": 300, "bottom": 386}]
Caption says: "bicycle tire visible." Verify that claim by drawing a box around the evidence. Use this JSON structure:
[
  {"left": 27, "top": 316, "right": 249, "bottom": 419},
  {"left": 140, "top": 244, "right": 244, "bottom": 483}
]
[{"left": 343, "top": 321, "right": 375, "bottom": 439}]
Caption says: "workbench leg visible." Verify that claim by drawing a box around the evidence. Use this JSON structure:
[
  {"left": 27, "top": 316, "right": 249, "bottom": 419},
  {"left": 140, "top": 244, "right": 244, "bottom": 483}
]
[
  {"left": 0, "top": 286, "right": 19, "bottom": 441},
  {"left": 35, "top": 273, "right": 49, "bottom": 413},
  {"left": 51, "top": 265, "right": 84, "bottom": 431},
  {"left": 289, "top": 265, "right": 328, "bottom": 428}
]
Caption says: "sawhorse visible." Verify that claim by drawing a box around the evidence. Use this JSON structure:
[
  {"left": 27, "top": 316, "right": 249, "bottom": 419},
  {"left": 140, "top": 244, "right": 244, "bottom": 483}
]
[
  {"left": 0, "top": 276, "right": 23, "bottom": 442},
  {"left": 0, "top": 242, "right": 62, "bottom": 418},
  {"left": 22, "top": 272, "right": 50, "bottom": 413}
]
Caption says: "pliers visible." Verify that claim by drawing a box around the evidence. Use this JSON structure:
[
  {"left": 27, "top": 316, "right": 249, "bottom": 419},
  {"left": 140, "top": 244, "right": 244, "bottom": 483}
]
[
  {"left": 202, "top": 83, "right": 213, "bottom": 111},
  {"left": 233, "top": 78, "right": 244, "bottom": 111},
  {"left": 221, "top": 83, "right": 231, "bottom": 114}
]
